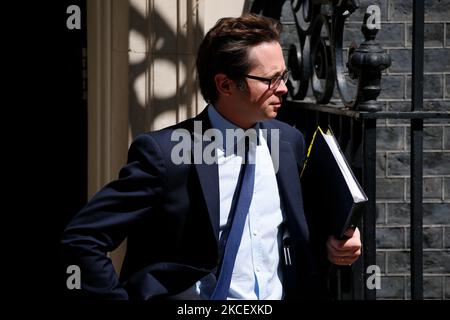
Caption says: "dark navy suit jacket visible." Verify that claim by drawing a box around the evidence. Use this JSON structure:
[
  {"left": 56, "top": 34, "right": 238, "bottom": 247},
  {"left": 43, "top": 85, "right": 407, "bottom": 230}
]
[{"left": 61, "top": 106, "right": 329, "bottom": 300}]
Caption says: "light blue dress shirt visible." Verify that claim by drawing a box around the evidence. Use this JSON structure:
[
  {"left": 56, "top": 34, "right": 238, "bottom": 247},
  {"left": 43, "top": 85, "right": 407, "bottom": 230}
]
[{"left": 207, "top": 105, "right": 284, "bottom": 300}]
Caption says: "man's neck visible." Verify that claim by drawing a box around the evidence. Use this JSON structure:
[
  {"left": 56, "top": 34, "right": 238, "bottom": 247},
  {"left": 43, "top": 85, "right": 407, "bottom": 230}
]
[{"left": 213, "top": 102, "right": 256, "bottom": 129}]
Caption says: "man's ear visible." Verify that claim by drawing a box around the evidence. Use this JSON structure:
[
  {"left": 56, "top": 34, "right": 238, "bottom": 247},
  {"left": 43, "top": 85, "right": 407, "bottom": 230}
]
[{"left": 214, "top": 73, "right": 233, "bottom": 97}]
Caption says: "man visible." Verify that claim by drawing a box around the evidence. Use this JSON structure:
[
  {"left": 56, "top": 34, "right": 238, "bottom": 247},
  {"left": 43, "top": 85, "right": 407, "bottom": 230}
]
[{"left": 62, "top": 13, "right": 361, "bottom": 300}]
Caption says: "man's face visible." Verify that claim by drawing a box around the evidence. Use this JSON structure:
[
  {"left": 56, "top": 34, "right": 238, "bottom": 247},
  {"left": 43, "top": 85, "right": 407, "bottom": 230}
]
[{"left": 235, "top": 41, "right": 288, "bottom": 125}]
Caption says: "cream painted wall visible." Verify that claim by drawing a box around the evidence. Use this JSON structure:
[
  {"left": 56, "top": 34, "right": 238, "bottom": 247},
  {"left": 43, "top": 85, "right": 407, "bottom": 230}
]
[
  {"left": 203, "top": 0, "right": 247, "bottom": 31},
  {"left": 128, "top": 0, "right": 248, "bottom": 137},
  {"left": 128, "top": 0, "right": 202, "bottom": 137}
]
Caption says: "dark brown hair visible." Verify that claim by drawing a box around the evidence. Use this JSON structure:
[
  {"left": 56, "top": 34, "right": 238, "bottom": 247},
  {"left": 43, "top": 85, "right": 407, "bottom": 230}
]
[{"left": 196, "top": 13, "right": 282, "bottom": 103}]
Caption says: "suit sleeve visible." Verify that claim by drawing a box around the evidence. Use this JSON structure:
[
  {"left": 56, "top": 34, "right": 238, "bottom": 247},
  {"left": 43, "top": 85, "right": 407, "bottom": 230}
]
[{"left": 61, "top": 134, "right": 166, "bottom": 299}]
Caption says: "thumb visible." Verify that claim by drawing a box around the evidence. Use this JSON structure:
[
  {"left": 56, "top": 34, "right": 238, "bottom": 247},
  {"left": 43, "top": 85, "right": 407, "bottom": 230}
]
[{"left": 344, "top": 227, "right": 355, "bottom": 238}]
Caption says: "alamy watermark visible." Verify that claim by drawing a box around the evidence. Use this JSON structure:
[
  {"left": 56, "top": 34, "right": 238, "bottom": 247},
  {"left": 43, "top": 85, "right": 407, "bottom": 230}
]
[
  {"left": 65, "top": 263, "right": 382, "bottom": 291},
  {"left": 366, "top": 5, "right": 381, "bottom": 30},
  {"left": 66, "top": 5, "right": 81, "bottom": 30},
  {"left": 366, "top": 265, "right": 381, "bottom": 290},
  {"left": 66, "top": 265, "right": 81, "bottom": 290},
  {"left": 170, "top": 121, "right": 281, "bottom": 172}
]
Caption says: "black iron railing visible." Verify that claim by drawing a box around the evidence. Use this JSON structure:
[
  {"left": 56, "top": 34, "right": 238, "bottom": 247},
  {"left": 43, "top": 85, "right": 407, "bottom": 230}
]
[
  {"left": 278, "top": 103, "right": 450, "bottom": 300},
  {"left": 252, "top": 0, "right": 450, "bottom": 299}
]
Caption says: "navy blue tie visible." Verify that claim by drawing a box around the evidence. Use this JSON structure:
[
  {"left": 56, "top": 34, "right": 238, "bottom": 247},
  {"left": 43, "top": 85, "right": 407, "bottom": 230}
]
[{"left": 210, "top": 144, "right": 256, "bottom": 300}]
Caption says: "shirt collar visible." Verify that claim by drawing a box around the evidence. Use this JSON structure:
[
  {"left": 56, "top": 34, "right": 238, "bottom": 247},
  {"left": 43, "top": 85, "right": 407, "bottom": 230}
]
[{"left": 207, "top": 104, "right": 260, "bottom": 153}]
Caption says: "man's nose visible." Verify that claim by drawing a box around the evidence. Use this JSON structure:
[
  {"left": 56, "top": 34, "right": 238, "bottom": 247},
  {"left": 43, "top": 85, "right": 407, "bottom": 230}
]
[{"left": 275, "top": 80, "right": 288, "bottom": 95}]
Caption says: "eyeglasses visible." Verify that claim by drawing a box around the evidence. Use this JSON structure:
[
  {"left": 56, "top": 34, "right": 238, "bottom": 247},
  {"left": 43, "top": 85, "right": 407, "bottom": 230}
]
[{"left": 242, "top": 69, "right": 290, "bottom": 90}]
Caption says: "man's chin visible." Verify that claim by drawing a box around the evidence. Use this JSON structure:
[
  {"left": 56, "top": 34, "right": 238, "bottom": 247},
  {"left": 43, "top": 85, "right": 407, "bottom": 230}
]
[
  {"left": 267, "top": 110, "right": 278, "bottom": 119},
  {"left": 258, "top": 108, "right": 279, "bottom": 122}
]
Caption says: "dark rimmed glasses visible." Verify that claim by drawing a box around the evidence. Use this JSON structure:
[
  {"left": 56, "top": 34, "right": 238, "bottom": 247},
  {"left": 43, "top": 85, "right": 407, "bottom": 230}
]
[{"left": 243, "top": 69, "right": 290, "bottom": 90}]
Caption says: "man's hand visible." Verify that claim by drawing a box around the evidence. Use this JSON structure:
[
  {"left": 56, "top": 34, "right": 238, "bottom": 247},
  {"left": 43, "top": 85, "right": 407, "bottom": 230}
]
[{"left": 326, "top": 227, "right": 361, "bottom": 266}]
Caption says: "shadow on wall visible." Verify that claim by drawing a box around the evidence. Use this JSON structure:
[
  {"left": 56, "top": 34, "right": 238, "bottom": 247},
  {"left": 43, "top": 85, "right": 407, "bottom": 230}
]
[{"left": 128, "top": 1, "right": 204, "bottom": 138}]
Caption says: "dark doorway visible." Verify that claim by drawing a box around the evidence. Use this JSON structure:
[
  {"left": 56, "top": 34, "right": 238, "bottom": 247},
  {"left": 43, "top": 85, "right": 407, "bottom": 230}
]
[
  {"left": 56, "top": 0, "right": 88, "bottom": 232},
  {"left": 39, "top": 0, "right": 88, "bottom": 298}
]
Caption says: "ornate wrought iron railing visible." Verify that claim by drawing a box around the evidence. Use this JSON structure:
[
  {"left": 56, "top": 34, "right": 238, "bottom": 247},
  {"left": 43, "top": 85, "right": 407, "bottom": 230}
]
[
  {"left": 286, "top": 0, "right": 391, "bottom": 111},
  {"left": 251, "top": 0, "right": 450, "bottom": 300}
]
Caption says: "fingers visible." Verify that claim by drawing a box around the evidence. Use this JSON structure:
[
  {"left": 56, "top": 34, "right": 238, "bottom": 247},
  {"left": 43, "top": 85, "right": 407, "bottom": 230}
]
[
  {"left": 327, "top": 245, "right": 361, "bottom": 265},
  {"left": 327, "top": 236, "right": 361, "bottom": 253},
  {"left": 326, "top": 227, "right": 362, "bottom": 265},
  {"left": 328, "top": 255, "right": 358, "bottom": 266},
  {"left": 327, "top": 240, "right": 360, "bottom": 257}
]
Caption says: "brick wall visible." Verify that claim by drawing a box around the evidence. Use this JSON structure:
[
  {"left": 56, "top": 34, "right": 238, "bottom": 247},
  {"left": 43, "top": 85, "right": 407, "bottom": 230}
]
[
  {"left": 360, "top": 0, "right": 449, "bottom": 300},
  {"left": 274, "top": 0, "right": 450, "bottom": 299}
]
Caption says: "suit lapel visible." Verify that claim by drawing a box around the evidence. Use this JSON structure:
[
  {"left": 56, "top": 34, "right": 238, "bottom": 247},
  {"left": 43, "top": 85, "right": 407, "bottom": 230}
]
[
  {"left": 196, "top": 161, "right": 220, "bottom": 241},
  {"left": 192, "top": 107, "right": 220, "bottom": 242},
  {"left": 262, "top": 122, "right": 310, "bottom": 243},
  {"left": 265, "top": 121, "right": 319, "bottom": 288}
]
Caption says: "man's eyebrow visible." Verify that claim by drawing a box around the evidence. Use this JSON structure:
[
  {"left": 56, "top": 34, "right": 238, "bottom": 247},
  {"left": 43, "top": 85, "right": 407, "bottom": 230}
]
[{"left": 269, "top": 69, "right": 287, "bottom": 77}]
